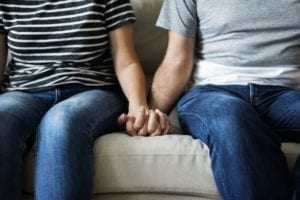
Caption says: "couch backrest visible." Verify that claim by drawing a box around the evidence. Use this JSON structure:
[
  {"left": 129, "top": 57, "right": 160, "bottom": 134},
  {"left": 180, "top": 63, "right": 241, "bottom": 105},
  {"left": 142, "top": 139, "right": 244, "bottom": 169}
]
[
  {"left": 131, "top": 0, "right": 167, "bottom": 75},
  {"left": 6, "top": 0, "right": 167, "bottom": 76}
]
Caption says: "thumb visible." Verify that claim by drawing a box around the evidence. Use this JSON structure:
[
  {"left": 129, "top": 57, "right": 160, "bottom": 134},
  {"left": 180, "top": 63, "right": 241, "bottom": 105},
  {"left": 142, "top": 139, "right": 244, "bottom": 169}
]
[
  {"left": 134, "top": 107, "right": 147, "bottom": 131},
  {"left": 117, "top": 113, "right": 127, "bottom": 129}
]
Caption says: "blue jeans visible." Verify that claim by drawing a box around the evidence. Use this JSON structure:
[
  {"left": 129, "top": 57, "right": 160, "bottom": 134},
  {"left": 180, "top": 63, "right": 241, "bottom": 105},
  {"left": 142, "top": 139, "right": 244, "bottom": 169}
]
[
  {"left": 177, "top": 84, "right": 300, "bottom": 200},
  {"left": 0, "top": 85, "right": 127, "bottom": 200}
]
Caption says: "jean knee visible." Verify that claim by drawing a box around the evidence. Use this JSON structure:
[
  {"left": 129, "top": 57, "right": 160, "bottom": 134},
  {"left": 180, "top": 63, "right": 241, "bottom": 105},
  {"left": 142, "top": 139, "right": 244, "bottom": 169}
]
[
  {"left": 181, "top": 94, "right": 255, "bottom": 128},
  {"left": 178, "top": 93, "right": 262, "bottom": 146},
  {"left": 41, "top": 106, "right": 81, "bottom": 134}
]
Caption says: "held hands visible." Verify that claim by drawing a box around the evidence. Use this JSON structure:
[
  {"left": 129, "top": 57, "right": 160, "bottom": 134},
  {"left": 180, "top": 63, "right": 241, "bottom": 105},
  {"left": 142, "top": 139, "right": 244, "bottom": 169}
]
[{"left": 118, "top": 107, "right": 171, "bottom": 136}]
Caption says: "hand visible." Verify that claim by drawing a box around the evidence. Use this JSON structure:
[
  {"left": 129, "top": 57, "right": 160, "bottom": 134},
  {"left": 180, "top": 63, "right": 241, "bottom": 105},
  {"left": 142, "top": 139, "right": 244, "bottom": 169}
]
[
  {"left": 152, "top": 109, "right": 171, "bottom": 136},
  {"left": 145, "top": 109, "right": 171, "bottom": 136},
  {"left": 118, "top": 106, "right": 148, "bottom": 136},
  {"left": 118, "top": 107, "right": 171, "bottom": 136}
]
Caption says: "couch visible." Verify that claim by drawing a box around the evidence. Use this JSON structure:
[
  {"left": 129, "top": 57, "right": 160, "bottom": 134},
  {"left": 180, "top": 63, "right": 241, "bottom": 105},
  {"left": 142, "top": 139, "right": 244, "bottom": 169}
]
[{"left": 19, "top": 0, "right": 300, "bottom": 199}]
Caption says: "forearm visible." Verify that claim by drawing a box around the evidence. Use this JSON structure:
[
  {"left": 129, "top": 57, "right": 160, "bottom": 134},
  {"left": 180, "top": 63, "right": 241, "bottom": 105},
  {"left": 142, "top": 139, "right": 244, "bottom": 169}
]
[
  {"left": 149, "top": 61, "right": 192, "bottom": 114},
  {"left": 117, "top": 62, "right": 148, "bottom": 111},
  {"left": 0, "top": 34, "right": 7, "bottom": 85},
  {"left": 149, "top": 32, "right": 195, "bottom": 114},
  {"left": 109, "top": 24, "right": 148, "bottom": 111}
]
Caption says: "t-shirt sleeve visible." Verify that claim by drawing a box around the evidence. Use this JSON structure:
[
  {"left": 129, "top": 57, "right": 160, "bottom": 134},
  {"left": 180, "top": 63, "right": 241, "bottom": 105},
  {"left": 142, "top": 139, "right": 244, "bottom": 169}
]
[
  {"left": 156, "top": 0, "right": 198, "bottom": 38},
  {"left": 104, "top": 0, "right": 136, "bottom": 31}
]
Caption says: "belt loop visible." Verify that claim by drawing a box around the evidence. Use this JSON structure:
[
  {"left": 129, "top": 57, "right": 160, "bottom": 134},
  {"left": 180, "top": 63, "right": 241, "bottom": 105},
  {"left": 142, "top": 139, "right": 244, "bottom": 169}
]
[
  {"left": 249, "top": 83, "right": 254, "bottom": 105},
  {"left": 249, "top": 83, "right": 258, "bottom": 105},
  {"left": 54, "top": 88, "right": 60, "bottom": 104}
]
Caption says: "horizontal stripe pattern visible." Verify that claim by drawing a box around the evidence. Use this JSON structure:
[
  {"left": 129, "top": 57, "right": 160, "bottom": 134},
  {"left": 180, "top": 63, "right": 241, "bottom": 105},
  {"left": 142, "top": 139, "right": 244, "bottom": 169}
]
[{"left": 0, "top": 0, "right": 135, "bottom": 91}]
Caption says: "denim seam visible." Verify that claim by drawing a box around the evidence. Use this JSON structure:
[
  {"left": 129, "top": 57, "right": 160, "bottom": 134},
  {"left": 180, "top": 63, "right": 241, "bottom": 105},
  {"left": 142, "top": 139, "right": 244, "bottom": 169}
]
[
  {"left": 216, "top": 158, "right": 231, "bottom": 200},
  {"left": 6, "top": 111, "right": 36, "bottom": 157},
  {"left": 33, "top": 127, "right": 39, "bottom": 200},
  {"left": 81, "top": 123, "right": 94, "bottom": 143}
]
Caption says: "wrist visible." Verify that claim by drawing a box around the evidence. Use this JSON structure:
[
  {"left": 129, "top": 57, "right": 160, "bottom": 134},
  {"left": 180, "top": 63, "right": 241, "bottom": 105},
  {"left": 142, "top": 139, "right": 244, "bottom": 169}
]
[{"left": 128, "top": 102, "right": 148, "bottom": 113}]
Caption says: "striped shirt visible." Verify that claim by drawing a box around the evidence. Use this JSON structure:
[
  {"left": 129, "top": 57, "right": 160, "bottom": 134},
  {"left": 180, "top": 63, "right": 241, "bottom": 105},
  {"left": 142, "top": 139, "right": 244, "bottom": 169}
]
[{"left": 0, "top": 0, "right": 136, "bottom": 91}]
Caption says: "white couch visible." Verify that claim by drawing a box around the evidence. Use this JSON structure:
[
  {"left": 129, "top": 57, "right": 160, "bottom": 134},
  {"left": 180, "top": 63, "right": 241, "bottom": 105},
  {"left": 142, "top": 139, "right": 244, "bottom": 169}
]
[{"left": 19, "top": 0, "right": 300, "bottom": 199}]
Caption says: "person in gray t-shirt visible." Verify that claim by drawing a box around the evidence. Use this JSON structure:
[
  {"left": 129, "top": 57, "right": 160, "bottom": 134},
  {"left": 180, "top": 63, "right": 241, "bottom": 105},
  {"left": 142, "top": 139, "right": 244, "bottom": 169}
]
[{"left": 149, "top": 0, "right": 300, "bottom": 199}]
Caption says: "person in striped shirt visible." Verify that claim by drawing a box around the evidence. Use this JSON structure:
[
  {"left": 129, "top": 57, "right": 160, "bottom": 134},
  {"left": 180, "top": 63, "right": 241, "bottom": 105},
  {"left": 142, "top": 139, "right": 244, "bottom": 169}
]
[{"left": 0, "top": 1, "right": 170, "bottom": 199}]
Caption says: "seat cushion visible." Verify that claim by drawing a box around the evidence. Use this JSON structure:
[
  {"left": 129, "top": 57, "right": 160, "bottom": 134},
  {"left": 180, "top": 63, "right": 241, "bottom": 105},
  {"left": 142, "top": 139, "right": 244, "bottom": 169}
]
[
  {"left": 92, "top": 134, "right": 218, "bottom": 198},
  {"left": 23, "top": 133, "right": 300, "bottom": 198},
  {"left": 23, "top": 133, "right": 218, "bottom": 198}
]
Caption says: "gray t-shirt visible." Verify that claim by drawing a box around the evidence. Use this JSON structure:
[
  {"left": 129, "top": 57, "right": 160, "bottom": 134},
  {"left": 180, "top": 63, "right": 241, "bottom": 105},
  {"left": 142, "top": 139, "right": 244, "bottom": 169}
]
[{"left": 156, "top": 0, "right": 300, "bottom": 68}]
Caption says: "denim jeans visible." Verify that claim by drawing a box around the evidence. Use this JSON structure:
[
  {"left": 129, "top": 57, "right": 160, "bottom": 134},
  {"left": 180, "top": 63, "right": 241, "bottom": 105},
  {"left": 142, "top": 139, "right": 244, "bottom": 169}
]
[
  {"left": 177, "top": 84, "right": 300, "bottom": 200},
  {"left": 0, "top": 84, "right": 127, "bottom": 200},
  {"left": 293, "top": 157, "right": 300, "bottom": 200}
]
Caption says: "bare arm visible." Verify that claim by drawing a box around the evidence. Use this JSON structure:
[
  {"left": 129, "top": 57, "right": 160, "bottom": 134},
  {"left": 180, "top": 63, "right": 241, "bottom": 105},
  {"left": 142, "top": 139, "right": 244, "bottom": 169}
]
[
  {"left": 109, "top": 23, "right": 148, "bottom": 113},
  {"left": 109, "top": 24, "right": 171, "bottom": 136},
  {"left": 149, "top": 32, "right": 195, "bottom": 114},
  {"left": 0, "top": 34, "right": 7, "bottom": 85},
  {"left": 109, "top": 23, "right": 154, "bottom": 135}
]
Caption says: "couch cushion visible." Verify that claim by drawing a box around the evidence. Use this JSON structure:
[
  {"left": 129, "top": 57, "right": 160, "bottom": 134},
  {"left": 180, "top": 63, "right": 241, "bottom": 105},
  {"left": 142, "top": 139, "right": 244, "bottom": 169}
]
[
  {"left": 92, "top": 134, "right": 218, "bottom": 198},
  {"left": 282, "top": 143, "right": 300, "bottom": 172},
  {"left": 94, "top": 134, "right": 300, "bottom": 197},
  {"left": 23, "top": 133, "right": 219, "bottom": 198},
  {"left": 23, "top": 133, "right": 300, "bottom": 198}
]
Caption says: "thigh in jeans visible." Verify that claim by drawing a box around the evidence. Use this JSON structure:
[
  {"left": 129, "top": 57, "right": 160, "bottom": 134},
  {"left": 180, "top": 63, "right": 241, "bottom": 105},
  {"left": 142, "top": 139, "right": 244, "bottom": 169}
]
[
  {"left": 258, "top": 87, "right": 300, "bottom": 199},
  {"left": 176, "top": 85, "right": 291, "bottom": 200},
  {"left": 0, "top": 91, "right": 50, "bottom": 200},
  {"left": 34, "top": 88, "right": 127, "bottom": 200},
  {"left": 260, "top": 88, "right": 300, "bottom": 142}
]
